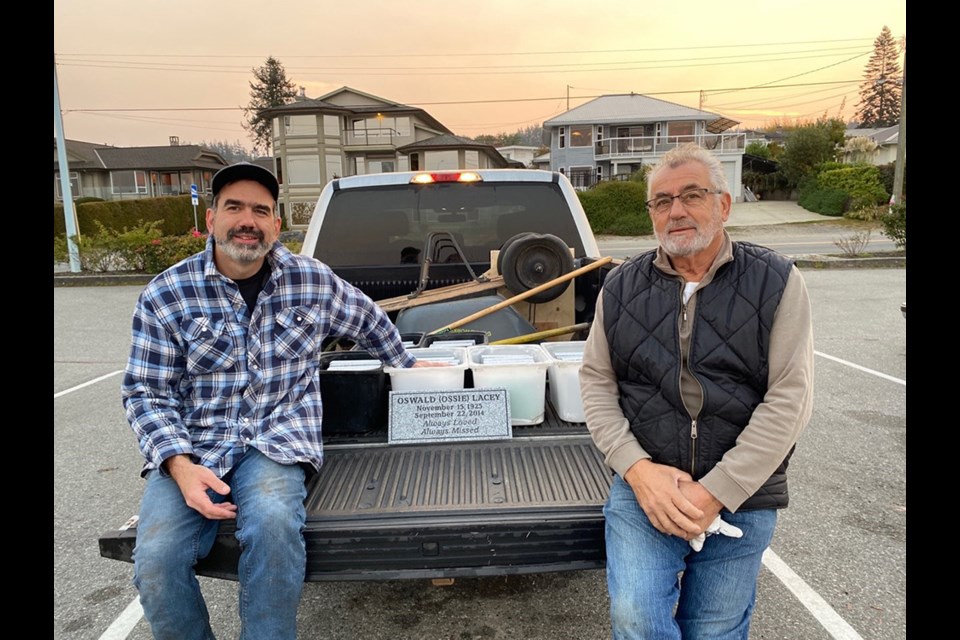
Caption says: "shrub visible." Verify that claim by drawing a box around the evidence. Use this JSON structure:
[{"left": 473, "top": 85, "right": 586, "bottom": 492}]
[
  {"left": 745, "top": 141, "right": 771, "bottom": 158},
  {"left": 879, "top": 203, "right": 906, "bottom": 249},
  {"left": 817, "top": 164, "right": 888, "bottom": 210},
  {"left": 797, "top": 175, "right": 848, "bottom": 216},
  {"left": 577, "top": 180, "right": 652, "bottom": 236},
  {"left": 54, "top": 195, "right": 206, "bottom": 238},
  {"left": 877, "top": 161, "right": 906, "bottom": 200},
  {"left": 59, "top": 220, "right": 208, "bottom": 272}
]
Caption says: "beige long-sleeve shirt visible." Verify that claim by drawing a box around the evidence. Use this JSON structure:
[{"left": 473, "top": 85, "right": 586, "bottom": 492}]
[{"left": 580, "top": 232, "right": 814, "bottom": 512}]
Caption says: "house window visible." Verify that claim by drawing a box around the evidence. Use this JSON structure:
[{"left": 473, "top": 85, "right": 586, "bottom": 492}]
[
  {"left": 179, "top": 172, "right": 194, "bottom": 194},
  {"left": 596, "top": 166, "right": 603, "bottom": 183},
  {"left": 323, "top": 115, "right": 340, "bottom": 137},
  {"left": 666, "top": 121, "right": 695, "bottom": 143},
  {"left": 284, "top": 115, "right": 318, "bottom": 136},
  {"left": 54, "top": 172, "right": 80, "bottom": 200},
  {"left": 410, "top": 153, "right": 419, "bottom": 171},
  {"left": 275, "top": 158, "right": 284, "bottom": 185},
  {"left": 597, "top": 125, "right": 603, "bottom": 142},
  {"left": 158, "top": 171, "right": 182, "bottom": 196},
  {"left": 367, "top": 157, "right": 396, "bottom": 173},
  {"left": 325, "top": 154, "right": 342, "bottom": 182},
  {"left": 465, "top": 150, "right": 479, "bottom": 170},
  {"left": 111, "top": 170, "right": 147, "bottom": 195},
  {"left": 425, "top": 150, "right": 458, "bottom": 170},
  {"left": 287, "top": 156, "right": 321, "bottom": 184},
  {"left": 290, "top": 201, "right": 316, "bottom": 226},
  {"left": 570, "top": 125, "right": 592, "bottom": 147},
  {"left": 559, "top": 127, "right": 565, "bottom": 149}
]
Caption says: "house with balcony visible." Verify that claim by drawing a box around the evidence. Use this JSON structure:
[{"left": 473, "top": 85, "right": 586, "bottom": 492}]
[
  {"left": 264, "top": 86, "right": 506, "bottom": 227},
  {"left": 542, "top": 93, "right": 746, "bottom": 200},
  {"left": 53, "top": 137, "right": 227, "bottom": 202}
]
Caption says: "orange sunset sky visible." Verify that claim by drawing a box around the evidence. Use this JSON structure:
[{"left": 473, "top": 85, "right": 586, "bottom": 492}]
[{"left": 54, "top": 0, "right": 907, "bottom": 150}]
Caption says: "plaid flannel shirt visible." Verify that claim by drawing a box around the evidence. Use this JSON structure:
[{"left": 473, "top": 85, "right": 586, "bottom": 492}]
[{"left": 121, "top": 238, "right": 415, "bottom": 478}]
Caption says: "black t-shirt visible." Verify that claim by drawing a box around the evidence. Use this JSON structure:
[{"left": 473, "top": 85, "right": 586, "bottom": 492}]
[{"left": 232, "top": 260, "right": 270, "bottom": 314}]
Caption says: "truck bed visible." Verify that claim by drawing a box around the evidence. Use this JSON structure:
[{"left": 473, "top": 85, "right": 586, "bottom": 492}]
[{"left": 98, "top": 405, "right": 612, "bottom": 581}]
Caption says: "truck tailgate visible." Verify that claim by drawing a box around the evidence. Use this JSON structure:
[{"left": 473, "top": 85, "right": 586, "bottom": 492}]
[{"left": 100, "top": 430, "right": 612, "bottom": 581}]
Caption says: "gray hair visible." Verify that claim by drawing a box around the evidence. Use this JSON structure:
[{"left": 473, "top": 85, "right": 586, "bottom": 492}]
[{"left": 646, "top": 143, "right": 728, "bottom": 199}]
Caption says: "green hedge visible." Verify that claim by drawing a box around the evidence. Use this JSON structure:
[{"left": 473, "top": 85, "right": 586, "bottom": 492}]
[
  {"left": 53, "top": 195, "right": 208, "bottom": 238},
  {"left": 577, "top": 180, "right": 652, "bottom": 235},
  {"left": 817, "top": 164, "right": 888, "bottom": 210},
  {"left": 797, "top": 175, "right": 848, "bottom": 216}
]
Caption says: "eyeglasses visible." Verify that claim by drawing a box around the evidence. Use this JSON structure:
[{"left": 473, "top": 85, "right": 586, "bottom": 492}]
[{"left": 646, "top": 188, "right": 721, "bottom": 215}]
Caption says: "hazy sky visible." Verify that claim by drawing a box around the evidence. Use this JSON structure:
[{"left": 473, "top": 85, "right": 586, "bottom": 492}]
[{"left": 54, "top": 0, "right": 906, "bottom": 150}]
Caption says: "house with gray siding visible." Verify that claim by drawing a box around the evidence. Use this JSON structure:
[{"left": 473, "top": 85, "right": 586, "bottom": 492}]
[
  {"left": 542, "top": 94, "right": 746, "bottom": 201},
  {"left": 54, "top": 137, "right": 227, "bottom": 202}
]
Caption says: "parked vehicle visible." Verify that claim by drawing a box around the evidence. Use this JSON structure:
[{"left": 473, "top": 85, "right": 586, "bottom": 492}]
[{"left": 99, "top": 169, "right": 618, "bottom": 581}]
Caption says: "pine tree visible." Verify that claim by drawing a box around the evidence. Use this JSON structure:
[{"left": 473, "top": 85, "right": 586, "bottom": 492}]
[
  {"left": 855, "top": 27, "right": 903, "bottom": 128},
  {"left": 242, "top": 57, "right": 297, "bottom": 155}
]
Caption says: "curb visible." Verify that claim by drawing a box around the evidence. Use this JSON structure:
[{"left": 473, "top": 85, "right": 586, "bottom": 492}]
[{"left": 792, "top": 255, "right": 906, "bottom": 269}]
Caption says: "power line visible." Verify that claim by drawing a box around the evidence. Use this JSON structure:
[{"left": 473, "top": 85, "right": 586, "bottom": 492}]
[
  {"left": 54, "top": 38, "right": 876, "bottom": 59},
  {"left": 57, "top": 51, "right": 868, "bottom": 77},
  {"left": 63, "top": 79, "right": 861, "bottom": 113}
]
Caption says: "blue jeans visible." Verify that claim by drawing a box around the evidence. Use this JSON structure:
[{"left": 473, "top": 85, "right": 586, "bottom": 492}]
[
  {"left": 133, "top": 447, "right": 308, "bottom": 640},
  {"left": 603, "top": 474, "right": 777, "bottom": 640}
]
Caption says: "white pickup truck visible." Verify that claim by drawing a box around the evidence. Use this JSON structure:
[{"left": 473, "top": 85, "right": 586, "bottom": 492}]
[{"left": 100, "top": 168, "right": 619, "bottom": 582}]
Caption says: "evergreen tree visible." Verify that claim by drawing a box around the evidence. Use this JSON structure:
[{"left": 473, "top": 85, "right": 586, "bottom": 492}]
[
  {"left": 855, "top": 27, "right": 903, "bottom": 127},
  {"left": 242, "top": 57, "right": 297, "bottom": 155}
]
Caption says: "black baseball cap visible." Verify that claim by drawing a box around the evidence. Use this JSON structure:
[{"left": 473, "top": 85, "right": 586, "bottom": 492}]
[{"left": 211, "top": 162, "right": 279, "bottom": 201}]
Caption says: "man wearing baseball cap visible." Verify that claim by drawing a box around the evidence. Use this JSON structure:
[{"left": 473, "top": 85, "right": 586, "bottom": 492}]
[{"left": 121, "top": 161, "right": 436, "bottom": 639}]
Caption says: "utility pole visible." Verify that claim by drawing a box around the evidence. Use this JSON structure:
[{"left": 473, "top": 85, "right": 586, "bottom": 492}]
[
  {"left": 54, "top": 56, "right": 82, "bottom": 272},
  {"left": 892, "top": 49, "right": 906, "bottom": 205},
  {"left": 566, "top": 85, "right": 570, "bottom": 111}
]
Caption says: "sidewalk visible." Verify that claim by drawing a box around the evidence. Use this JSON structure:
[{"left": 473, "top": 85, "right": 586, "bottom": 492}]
[{"left": 726, "top": 200, "right": 837, "bottom": 227}]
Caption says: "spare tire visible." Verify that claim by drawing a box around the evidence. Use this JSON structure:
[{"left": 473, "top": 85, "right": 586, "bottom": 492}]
[
  {"left": 497, "top": 232, "right": 535, "bottom": 277},
  {"left": 499, "top": 233, "right": 575, "bottom": 304}
]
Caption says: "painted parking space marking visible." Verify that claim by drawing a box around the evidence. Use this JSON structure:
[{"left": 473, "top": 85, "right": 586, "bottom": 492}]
[
  {"left": 764, "top": 548, "right": 864, "bottom": 640},
  {"left": 54, "top": 370, "right": 123, "bottom": 399},
  {"left": 97, "top": 597, "right": 143, "bottom": 640},
  {"left": 815, "top": 351, "right": 905, "bottom": 386}
]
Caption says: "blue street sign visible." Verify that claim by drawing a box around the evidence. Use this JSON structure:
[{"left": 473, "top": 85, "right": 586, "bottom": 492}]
[{"left": 190, "top": 183, "right": 199, "bottom": 206}]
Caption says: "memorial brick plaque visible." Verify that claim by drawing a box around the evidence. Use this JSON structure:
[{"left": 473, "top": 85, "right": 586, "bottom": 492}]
[{"left": 388, "top": 387, "right": 512, "bottom": 444}]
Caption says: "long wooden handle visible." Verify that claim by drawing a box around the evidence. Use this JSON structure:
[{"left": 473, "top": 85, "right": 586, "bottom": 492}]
[
  {"left": 428, "top": 256, "right": 614, "bottom": 335},
  {"left": 489, "top": 322, "right": 591, "bottom": 345}
]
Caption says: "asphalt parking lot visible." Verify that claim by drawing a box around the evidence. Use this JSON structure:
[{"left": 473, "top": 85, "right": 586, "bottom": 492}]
[{"left": 54, "top": 264, "right": 906, "bottom": 640}]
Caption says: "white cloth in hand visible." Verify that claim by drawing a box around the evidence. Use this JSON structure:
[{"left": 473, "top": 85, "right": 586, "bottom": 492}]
[{"left": 688, "top": 515, "right": 744, "bottom": 552}]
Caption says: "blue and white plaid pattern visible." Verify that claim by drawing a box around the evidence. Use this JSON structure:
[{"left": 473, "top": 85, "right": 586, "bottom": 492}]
[{"left": 122, "top": 238, "right": 415, "bottom": 478}]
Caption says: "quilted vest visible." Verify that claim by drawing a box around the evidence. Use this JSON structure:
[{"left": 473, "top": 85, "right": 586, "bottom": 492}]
[{"left": 602, "top": 241, "right": 795, "bottom": 510}]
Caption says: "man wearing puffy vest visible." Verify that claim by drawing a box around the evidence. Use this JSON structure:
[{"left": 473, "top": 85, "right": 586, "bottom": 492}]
[{"left": 581, "top": 143, "right": 814, "bottom": 639}]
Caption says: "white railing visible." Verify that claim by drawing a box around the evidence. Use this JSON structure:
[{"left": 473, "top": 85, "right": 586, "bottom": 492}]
[{"left": 595, "top": 132, "right": 745, "bottom": 159}]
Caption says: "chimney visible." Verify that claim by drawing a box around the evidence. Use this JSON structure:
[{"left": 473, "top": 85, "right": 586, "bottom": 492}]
[{"left": 169, "top": 136, "right": 180, "bottom": 146}]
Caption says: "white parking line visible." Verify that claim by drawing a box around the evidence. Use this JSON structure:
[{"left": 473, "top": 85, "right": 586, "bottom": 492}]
[
  {"left": 763, "top": 548, "right": 864, "bottom": 640},
  {"left": 53, "top": 370, "right": 123, "bottom": 399},
  {"left": 815, "top": 351, "right": 905, "bottom": 386},
  {"left": 98, "top": 597, "right": 143, "bottom": 640}
]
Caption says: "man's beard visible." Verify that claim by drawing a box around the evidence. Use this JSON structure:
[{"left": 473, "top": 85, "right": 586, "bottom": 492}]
[
  {"left": 213, "top": 226, "right": 271, "bottom": 263},
  {"left": 655, "top": 205, "right": 724, "bottom": 257}
]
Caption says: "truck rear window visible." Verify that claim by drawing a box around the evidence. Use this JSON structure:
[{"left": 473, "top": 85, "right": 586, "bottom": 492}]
[{"left": 312, "top": 182, "right": 586, "bottom": 267}]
